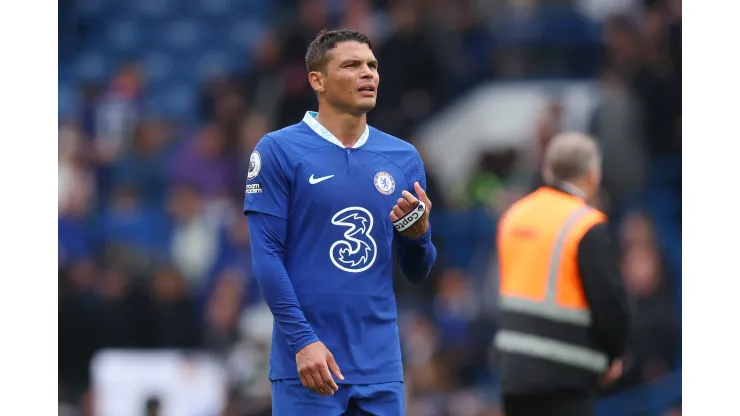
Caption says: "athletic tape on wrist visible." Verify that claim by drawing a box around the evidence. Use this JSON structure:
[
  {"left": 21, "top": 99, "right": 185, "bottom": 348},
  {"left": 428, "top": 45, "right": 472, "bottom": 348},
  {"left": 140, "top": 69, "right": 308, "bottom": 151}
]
[{"left": 393, "top": 200, "right": 427, "bottom": 233}]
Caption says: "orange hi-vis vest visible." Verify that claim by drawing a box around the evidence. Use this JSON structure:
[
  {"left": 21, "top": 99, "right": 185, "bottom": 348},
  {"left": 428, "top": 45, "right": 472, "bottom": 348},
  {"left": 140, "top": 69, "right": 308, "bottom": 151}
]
[{"left": 495, "top": 187, "right": 609, "bottom": 373}]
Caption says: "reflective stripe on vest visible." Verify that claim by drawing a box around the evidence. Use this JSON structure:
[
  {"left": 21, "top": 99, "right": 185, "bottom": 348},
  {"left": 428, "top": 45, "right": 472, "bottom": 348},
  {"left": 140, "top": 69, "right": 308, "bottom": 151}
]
[
  {"left": 495, "top": 330, "right": 608, "bottom": 373},
  {"left": 497, "top": 205, "right": 608, "bottom": 372},
  {"left": 500, "top": 206, "right": 592, "bottom": 326}
]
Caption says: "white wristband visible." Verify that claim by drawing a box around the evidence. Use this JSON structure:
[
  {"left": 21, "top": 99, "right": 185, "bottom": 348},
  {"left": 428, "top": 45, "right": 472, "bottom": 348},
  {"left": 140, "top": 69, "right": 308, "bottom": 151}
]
[{"left": 393, "top": 200, "right": 427, "bottom": 233}]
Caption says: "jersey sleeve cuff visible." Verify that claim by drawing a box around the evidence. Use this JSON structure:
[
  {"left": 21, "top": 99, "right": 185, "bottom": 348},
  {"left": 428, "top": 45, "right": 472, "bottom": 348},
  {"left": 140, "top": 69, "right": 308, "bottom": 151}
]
[
  {"left": 244, "top": 206, "right": 289, "bottom": 220},
  {"left": 397, "top": 225, "right": 432, "bottom": 245},
  {"left": 292, "top": 334, "right": 321, "bottom": 355}
]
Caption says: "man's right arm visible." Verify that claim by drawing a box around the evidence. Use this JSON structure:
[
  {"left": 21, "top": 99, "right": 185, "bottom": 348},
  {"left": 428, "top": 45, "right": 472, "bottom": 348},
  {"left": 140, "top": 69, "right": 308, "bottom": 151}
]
[
  {"left": 243, "top": 135, "right": 319, "bottom": 354},
  {"left": 244, "top": 135, "right": 343, "bottom": 395},
  {"left": 248, "top": 212, "right": 320, "bottom": 354}
]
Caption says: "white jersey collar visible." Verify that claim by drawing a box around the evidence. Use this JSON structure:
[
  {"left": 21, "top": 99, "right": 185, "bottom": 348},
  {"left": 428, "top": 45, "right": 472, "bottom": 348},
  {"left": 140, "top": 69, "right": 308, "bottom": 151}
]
[{"left": 302, "top": 111, "right": 370, "bottom": 148}]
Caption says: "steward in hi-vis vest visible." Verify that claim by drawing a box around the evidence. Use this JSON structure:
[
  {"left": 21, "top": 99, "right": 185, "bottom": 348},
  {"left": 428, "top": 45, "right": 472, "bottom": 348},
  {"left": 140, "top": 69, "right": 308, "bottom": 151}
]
[{"left": 496, "top": 133, "right": 630, "bottom": 416}]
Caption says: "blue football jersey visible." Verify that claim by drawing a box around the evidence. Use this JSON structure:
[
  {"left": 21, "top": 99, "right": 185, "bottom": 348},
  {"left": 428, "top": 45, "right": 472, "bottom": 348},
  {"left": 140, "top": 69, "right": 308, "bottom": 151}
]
[{"left": 244, "top": 111, "right": 428, "bottom": 384}]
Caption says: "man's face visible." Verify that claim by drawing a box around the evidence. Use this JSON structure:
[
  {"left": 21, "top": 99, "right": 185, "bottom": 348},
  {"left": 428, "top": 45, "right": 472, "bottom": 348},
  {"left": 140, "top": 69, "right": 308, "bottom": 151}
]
[{"left": 315, "top": 41, "right": 380, "bottom": 115}]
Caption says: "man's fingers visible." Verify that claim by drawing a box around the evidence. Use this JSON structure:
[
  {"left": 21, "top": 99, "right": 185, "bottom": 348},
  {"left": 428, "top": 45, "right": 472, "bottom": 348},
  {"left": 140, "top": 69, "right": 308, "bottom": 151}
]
[
  {"left": 309, "top": 370, "right": 330, "bottom": 395},
  {"left": 392, "top": 185, "right": 431, "bottom": 226},
  {"left": 303, "top": 370, "right": 320, "bottom": 394},
  {"left": 401, "top": 190, "right": 418, "bottom": 205},
  {"left": 320, "top": 365, "right": 339, "bottom": 393},
  {"left": 414, "top": 182, "right": 432, "bottom": 209},
  {"left": 327, "top": 355, "right": 345, "bottom": 381},
  {"left": 391, "top": 198, "right": 414, "bottom": 223},
  {"left": 414, "top": 182, "right": 426, "bottom": 200},
  {"left": 397, "top": 198, "right": 414, "bottom": 212}
]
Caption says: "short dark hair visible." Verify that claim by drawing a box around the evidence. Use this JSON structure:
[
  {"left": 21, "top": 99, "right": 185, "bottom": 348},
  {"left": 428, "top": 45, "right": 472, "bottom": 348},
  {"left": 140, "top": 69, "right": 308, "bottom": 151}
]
[{"left": 305, "top": 29, "right": 372, "bottom": 74}]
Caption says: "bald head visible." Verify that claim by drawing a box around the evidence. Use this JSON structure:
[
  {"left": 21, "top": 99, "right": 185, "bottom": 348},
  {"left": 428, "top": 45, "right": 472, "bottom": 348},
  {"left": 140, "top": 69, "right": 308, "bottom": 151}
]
[{"left": 543, "top": 132, "right": 601, "bottom": 184}]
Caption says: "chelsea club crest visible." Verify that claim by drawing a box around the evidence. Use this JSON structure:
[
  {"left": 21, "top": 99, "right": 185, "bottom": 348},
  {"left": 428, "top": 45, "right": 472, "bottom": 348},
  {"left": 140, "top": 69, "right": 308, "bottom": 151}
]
[{"left": 374, "top": 172, "right": 395, "bottom": 195}]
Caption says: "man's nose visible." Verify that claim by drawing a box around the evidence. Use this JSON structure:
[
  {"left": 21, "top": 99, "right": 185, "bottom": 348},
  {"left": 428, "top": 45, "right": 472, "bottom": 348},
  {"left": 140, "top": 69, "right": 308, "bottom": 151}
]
[{"left": 360, "top": 65, "right": 373, "bottom": 78}]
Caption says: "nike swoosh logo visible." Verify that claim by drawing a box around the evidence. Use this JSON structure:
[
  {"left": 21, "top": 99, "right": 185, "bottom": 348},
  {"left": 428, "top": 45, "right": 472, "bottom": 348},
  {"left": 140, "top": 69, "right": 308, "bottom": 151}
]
[{"left": 309, "top": 174, "right": 335, "bottom": 184}]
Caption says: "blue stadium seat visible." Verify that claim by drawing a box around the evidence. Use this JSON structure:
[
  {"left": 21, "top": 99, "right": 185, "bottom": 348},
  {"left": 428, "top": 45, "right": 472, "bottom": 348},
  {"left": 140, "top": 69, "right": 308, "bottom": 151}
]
[
  {"left": 155, "top": 84, "right": 198, "bottom": 119},
  {"left": 492, "top": 17, "right": 543, "bottom": 46},
  {"left": 74, "top": 49, "right": 112, "bottom": 82},
  {"left": 193, "top": 49, "right": 241, "bottom": 81},
  {"left": 58, "top": 84, "right": 78, "bottom": 119},
  {"left": 141, "top": 51, "right": 176, "bottom": 84},
  {"left": 539, "top": 5, "right": 600, "bottom": 47},
  {"left": 225, "top": 18, "right": 264, "bottom": 54},
  {"left": 75, "top": 0, "right": 109, "bottom": 18},
  {"left": 161, "top": 19, "right": 205, "bottom": 50},
  {"left": 106, "top": 19, "right": 144, "bottom": 53},
  {"left": 128, "top": 0, "right": 174, "bottom": 18},
  {"left": 197, "top": 0, "right": 233, "bottom": 16}
]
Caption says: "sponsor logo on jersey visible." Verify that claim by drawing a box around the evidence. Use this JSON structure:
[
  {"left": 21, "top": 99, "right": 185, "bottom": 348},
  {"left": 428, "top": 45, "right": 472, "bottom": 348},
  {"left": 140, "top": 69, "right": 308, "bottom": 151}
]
[
  {"left": 245, "top": 183, "right": 262, "bottom": 194},
  {"left": 329, "top": 207, "right": 377, "bottom": 273}
]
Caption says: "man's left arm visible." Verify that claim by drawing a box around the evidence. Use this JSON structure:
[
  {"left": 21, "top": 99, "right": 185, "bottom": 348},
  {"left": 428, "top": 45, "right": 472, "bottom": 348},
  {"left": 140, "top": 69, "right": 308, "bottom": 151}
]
[
  {"left": 578, "top": 222, "right": 630, "bottom": 362},
  {"left": 391, "top": 160, "right": 437, "bottom": 283}
]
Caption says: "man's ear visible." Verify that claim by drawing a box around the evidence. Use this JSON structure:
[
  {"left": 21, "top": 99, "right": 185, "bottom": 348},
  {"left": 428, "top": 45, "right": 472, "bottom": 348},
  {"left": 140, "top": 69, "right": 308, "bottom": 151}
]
[
  {"left": 308, "top": 71, "right": 325, "bottom": 93},
  {"left": 588, "top": 166, "right": 602, "bottom": 188}
]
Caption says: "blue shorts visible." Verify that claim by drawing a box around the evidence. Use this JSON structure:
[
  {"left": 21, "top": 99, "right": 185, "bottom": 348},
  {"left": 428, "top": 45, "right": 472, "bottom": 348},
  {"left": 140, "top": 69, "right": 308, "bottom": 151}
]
[{"left": 271, "top": 379, "right": 405, "bottom": 415}]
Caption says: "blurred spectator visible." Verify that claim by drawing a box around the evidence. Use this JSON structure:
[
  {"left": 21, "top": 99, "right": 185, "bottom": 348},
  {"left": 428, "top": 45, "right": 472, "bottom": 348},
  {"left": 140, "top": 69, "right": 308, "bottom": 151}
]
[
  {"left": 144, "top": 396, "right": 162, "bottom": 416},
  {"left": 59, "top": 261, "right": 99, "bottom": 396},
  {"left": 339, "top": 0, "right": 390, "bottom": 43},
  {"left": 433, "top": 269, "right": 477, "bottom": 351},
  {"left": 92, "top": 64, "right": 145, "bottom": 211},
  {"left": 601, "top": 14, "right": 642, "bottom": 77},
  {"left": 111, "top": 120, "right": 172, "bottom": 205},
  {"left": 203, "top": 271, "right": 245, "bottom": 353},
  {"left": 610, "top": 212, "right": 680, "bottom": 392},
  {"left": 370, "top": 0, "right": 443, "bottom": 139},
  {"left": 274, "top": 0, "right": 328, "bottom": 127},
  {"left": 437, "top": 0, "right": 493, "bottom": 98},
  {"left": 167, "top": 184, "right": 221, "bottom": 286},
  {"left": 238, "top": 112, "right": 271, "bottom": 177},
  {"left": 150, "top": 266, "right": 202, "bottom": 348},
  {"left": 169, "top": 126, "right": 239, "bottom": 201},
  {"left": 198, "top": 216, "right": 261, "bottom": 317},
  {"left": 590, "top": 68, "right": 646, "bottom": 217},
  {"left": 59, "top": 163, "right": 95, "bottom": 267},
  {"left": 199, "top": 76, "right": 236, "bottom": 126},
  {"left": 95, "top": 267, "right": 147, "bottom": 348},
  {"left": 98, "top": 186, "right": 171, "bottom": 267},
  {"left": 528, "top": 100, "right": 564, "bottom": 190},
  {"left": 235, "top": 32, "right": 285, "bottom": 126},
  {"left": 224, "top": 304, "right": 274, "bottom": 414},
  {"left": 576, "top": 0, "right": 639, "bottom": 23},
  {"left": 59, "top": 124, "right": 95, "bottom": 213}
]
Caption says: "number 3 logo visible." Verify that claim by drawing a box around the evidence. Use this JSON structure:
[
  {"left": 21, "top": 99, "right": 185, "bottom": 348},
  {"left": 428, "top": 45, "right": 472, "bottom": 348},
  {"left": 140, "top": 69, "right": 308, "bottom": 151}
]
[{"left": 329, "top": 207, "right": 377, "bottom": 273}]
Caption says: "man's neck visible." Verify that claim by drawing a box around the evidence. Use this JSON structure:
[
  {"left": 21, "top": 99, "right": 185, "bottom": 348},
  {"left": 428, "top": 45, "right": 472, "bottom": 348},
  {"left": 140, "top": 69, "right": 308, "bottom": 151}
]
[
  {"left": 315, "top": 106, "right": 367, "bottom": 148},
  {"left": 559, "top": 180, "right": 588, "bottom": 200}
]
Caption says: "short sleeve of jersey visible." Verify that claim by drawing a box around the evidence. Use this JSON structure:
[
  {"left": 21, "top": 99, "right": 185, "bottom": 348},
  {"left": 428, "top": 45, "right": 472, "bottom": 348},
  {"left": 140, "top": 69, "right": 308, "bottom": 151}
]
[{"left": 243, "top": 135, "right": 291, "bottom": 220}]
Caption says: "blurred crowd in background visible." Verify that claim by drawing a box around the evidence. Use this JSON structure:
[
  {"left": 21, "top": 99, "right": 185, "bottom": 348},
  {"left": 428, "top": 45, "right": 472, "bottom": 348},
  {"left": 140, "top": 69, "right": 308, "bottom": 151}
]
[{"left": 58, "top": 0, "right": 681, "bottom": 415}]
